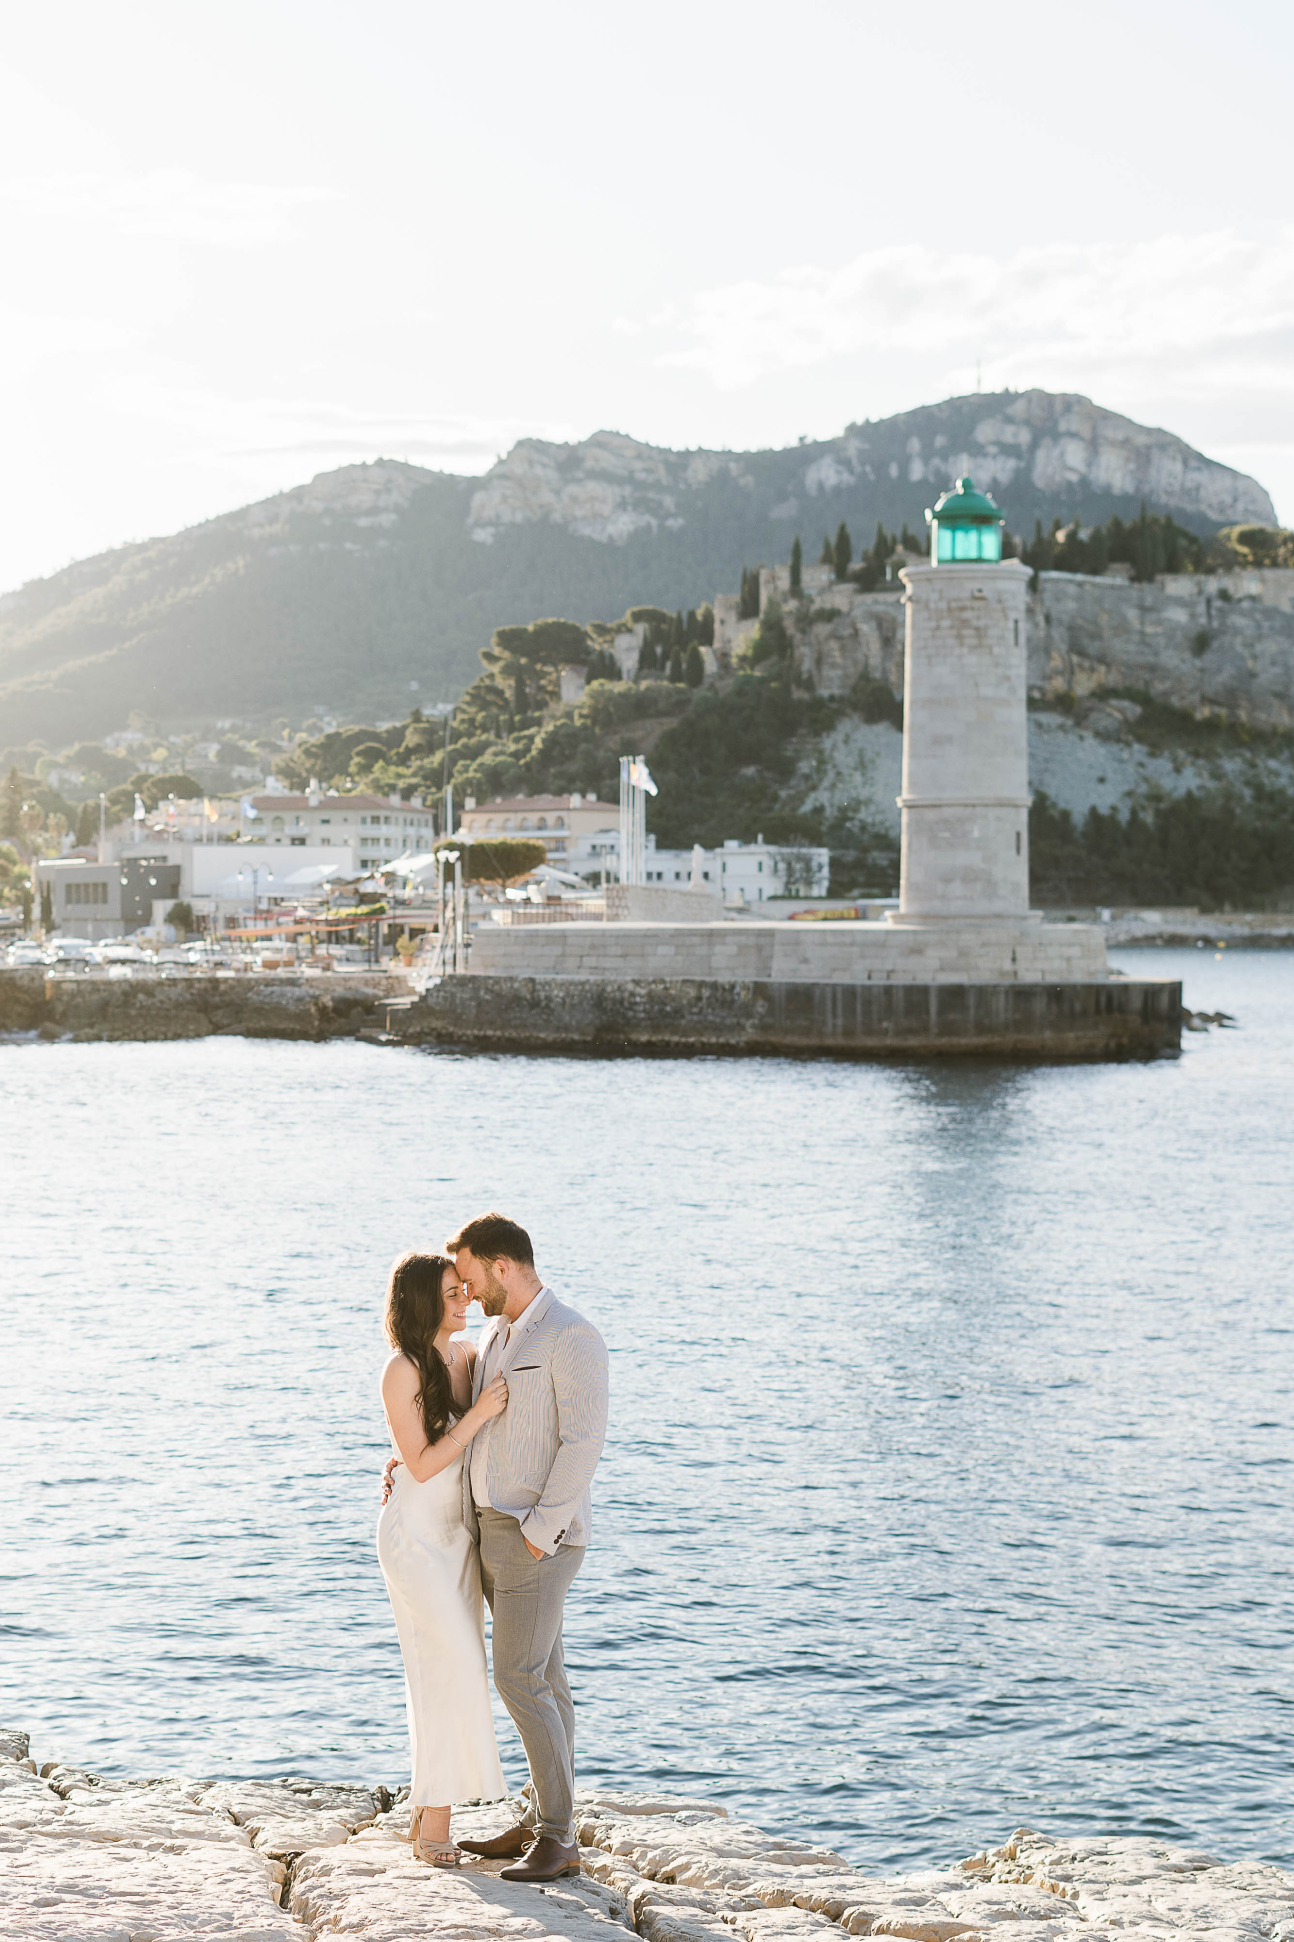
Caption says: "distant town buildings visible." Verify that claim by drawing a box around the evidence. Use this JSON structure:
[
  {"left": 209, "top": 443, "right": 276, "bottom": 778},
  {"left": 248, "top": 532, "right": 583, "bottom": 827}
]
[
  {"left": 459, "top": 794, "right": 620, "bottom": 876},
  {"left": 240, "top": 788, "right": 434, "bottom": 870},
  {"left": 642, "top": 836, "right": 830, "bottom": 902}
]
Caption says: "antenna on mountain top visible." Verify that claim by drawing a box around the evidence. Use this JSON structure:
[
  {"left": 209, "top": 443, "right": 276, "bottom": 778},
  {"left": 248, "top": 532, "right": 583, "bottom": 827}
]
[{"left": 976, "top": 360, "right": 982, "bottom": 394}]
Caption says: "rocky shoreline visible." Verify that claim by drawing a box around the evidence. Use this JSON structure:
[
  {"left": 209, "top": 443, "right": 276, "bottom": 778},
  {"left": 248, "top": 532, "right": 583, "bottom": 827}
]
[{"left": 4, "top": 1728, "right": 1292, "bottom": 1942}]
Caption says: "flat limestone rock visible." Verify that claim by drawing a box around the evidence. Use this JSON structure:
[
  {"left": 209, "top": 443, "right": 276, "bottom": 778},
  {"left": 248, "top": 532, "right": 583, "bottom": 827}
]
[
  {"left": 290, "top": 1847, "right": 634, "bottom": 1942},
  {"left": 581, "top": 1812, "right": 848, "bottom": 1894},
  {"left": 6, "top": 1730, "right": 1294, "bottom": 1942}
]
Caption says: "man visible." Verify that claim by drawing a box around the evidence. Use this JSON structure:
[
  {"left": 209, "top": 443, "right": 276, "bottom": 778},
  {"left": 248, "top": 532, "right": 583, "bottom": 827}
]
[{"left": 447, "top": 1212, "right": 608, "bottom": 1883}]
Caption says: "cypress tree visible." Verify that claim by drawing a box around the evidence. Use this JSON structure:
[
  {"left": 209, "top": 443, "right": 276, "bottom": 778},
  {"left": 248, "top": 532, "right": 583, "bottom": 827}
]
[
  {"left": 2, "top": 766, "right": 20, "bottom": 841},
  {"left": 637, "top": 636, "right": 658, "bottom": 675},
  {"left": 789, "top": 535, "right": 802, "bottom": 592},
  {"left": 667, "top": 643, "right": 685, "bottom": 683},
  {"left": 685, "top": 608, "right": 699, "bottom": 644},
  {"left": 834, "top": 521, "right": 853, "bottom": 580},
  {"left": 672, "top": 610, "right": 686, "bottom": 649},
  {"left": 75, "top": 800, "right": 96, "bottom": 847},
  {"left": 819, "top": 534, "right": 834, "bottom": 567},
  {"left": 513, "top": 669, "right": 528, "bottom": 715},
  {"left": 40, "top": 882, "right": 53, "bottom": 930},
  {"left": 685, "top": 641, "right": 704, "bottom": 687}
]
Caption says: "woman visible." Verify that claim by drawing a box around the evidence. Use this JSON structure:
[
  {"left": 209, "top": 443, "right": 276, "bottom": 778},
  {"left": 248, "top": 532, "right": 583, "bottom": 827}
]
[{"left": 377, "top": 1250, "right": 509, "bottom": 1866}]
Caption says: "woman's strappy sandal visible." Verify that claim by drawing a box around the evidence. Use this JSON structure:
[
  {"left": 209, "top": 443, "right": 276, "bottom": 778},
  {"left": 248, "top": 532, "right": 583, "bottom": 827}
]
[{"left": 409, "top": 1809, "right": 464, "bottom": 1868}]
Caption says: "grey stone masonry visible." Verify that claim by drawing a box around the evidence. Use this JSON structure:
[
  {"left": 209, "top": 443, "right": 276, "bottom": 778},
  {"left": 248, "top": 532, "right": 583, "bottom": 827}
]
[
  {"left": 467, "top": 918, "right": 1108, "bottom": 984},
  {"left": 405, "top": 973, "right": 1180, "bottom": 1060},
  {"left": 896, "top": 560, "right": 1033, "bottom": 922}
]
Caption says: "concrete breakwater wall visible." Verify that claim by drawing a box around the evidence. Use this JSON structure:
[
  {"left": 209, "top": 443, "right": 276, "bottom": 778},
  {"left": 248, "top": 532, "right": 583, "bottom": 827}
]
[
  {"left": 398, "top": 975, "right": 1180, "bottom": 1060},
  {"left": 0, "top": 968, "right": 1180, "bottom": 1059},
  {"left": 0, "top": 967, "right": 409, "bottom": 1042},
  {"left": 3, "top": 1727, "right": 1292, "bottom": 1942}
]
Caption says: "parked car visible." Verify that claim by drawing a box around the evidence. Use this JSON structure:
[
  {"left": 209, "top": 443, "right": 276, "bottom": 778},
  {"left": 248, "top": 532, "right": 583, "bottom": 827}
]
[
  {"left": 45, "top": 938, "right": 98, "bottom": 971},
  {"left": 90, "top": 942, "right": 152, "bottom": 967},
  {"left": 6, "top": 941, "right": 46, "bottom": 966}
]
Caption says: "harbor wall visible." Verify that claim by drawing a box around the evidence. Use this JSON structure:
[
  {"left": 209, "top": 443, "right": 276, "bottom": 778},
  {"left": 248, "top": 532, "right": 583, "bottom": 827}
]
[
  {"left": 398, "top": 973, "right": 1180, "bottom": 1060},
  {"left": 0, "top": 969, "right": 406, "bottom": 1042},
  {"left": 0, "top": 966, "right": 1179, "bottom": 1058}
]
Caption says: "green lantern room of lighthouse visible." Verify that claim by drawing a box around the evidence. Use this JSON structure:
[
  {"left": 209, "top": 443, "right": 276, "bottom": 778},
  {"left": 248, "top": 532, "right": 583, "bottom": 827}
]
[{"left": 926, "top": 475, "right": 1004, "bottom": 563}]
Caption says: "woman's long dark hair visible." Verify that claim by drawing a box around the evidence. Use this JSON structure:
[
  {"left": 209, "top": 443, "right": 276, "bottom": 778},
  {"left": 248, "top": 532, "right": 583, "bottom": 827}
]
[{"left": 384, "top": 1251, "right": 456, "bottom": 1449}]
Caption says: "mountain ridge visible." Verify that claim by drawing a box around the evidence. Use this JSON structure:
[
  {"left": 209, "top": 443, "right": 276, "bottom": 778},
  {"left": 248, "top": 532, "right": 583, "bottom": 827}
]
[{"left": 0, "top": 389, "right": 1275, "bottom": 744}]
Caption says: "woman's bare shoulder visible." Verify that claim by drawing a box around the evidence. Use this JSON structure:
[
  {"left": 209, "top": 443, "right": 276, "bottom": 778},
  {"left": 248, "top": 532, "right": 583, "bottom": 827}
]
[
  {"left": 381, "top": 1350, "right": 418, "bottom": 1396},
  {"left": 455, "top": 1336, "right": 478, "bottom": 1367}
]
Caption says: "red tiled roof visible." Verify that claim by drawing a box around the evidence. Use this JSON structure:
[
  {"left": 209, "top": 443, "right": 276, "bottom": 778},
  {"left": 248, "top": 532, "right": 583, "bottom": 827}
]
[{"left": 247, "top": 793, "right": 432, "bottom": 813}]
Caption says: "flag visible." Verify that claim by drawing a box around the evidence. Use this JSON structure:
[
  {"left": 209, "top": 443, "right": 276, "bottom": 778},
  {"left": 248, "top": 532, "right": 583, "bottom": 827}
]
[
  {"left": 132, "top": 793, "right": 146, "bottom": 822},
  {"left": 240, "top": 795, "right": 260, "bottom": 820},
  {"left": 630, "top": 760, "right": 658, "bottom": 797},
  {"left": 204, "top": 798, "right": 219, "bottom": 824}
]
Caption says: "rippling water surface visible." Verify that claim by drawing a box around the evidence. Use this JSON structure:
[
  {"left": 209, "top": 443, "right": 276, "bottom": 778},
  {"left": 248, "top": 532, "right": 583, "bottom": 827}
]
[{"left": 2, "top": 948, "right": 1291, "bottom": 1871}]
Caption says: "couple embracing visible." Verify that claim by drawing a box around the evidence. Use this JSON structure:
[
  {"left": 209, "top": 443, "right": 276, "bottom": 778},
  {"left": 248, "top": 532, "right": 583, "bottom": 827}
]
[{"left": 376, "top": 1212, "right": 609, "bottom": 1881}]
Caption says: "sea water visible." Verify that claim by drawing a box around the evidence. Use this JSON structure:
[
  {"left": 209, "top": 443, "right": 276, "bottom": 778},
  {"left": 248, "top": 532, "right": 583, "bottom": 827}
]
[{"left": 1, "top": 948, "right": 1290, "bottom": 1871}]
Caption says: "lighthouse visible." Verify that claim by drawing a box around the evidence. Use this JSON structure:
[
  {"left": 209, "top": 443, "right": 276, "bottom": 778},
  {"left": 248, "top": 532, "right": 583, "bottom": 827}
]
[
  {"left": 883, "top": 476, "right": 1106, "bottom": 980},
  {"left": 893, "top": 477, "right": 1033, "bottom": 923}
]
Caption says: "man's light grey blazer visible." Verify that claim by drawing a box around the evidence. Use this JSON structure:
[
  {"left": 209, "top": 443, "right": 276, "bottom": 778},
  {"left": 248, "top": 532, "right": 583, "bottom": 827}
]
[{"left": 464, "top": 1285, "right": 609, "bottom": 1555}]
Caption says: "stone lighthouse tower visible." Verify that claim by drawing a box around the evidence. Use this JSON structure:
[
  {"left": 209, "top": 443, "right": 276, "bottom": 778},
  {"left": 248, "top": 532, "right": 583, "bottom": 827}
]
[
  {"left": 889, "top": 477, "right": 1105, "bottom": 979},
  {"left": 896, "top": 477, "right": 1031, "bottom": 921}
]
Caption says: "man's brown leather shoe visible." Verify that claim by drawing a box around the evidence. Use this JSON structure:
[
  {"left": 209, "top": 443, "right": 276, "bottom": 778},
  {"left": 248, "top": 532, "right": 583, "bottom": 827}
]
[
  {"left": 455, "top": 1822, "right": 534, "bottom": 1859},
  {"left": 499, "top": 1835, "right": 581, "bottom": 1882}
]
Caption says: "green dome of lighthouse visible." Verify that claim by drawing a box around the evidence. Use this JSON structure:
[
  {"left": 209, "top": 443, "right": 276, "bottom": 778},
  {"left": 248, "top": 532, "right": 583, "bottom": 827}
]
[{"left": 926, "top": 475, "right": 1005, "bottom": 563}]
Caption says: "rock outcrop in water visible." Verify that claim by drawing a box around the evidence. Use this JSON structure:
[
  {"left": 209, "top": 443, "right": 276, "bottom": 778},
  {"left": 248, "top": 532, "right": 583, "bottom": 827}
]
[{"left": 4, "top": 1728, "right": 1292, "bottom": 1942}]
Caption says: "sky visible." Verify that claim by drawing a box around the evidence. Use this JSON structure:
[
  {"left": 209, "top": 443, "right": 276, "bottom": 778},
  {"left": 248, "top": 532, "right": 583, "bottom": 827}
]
[{"left": 1, "top": 0, "right": 1291, "bottom": 593}]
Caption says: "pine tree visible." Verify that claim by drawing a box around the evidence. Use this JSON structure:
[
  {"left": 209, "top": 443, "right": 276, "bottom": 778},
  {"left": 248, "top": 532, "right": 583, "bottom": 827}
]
[
  {"left": 819, "top": 534, "right": 834, "bottom": 567},
  {"left": 685, "top": 642, "right": 704, "bottom": 687},
  {"left": 789, "top": 535, "right": 802, "bottom": 593},
  {"left": 834, "top": 521, "right": 853, "bottom": 581}
]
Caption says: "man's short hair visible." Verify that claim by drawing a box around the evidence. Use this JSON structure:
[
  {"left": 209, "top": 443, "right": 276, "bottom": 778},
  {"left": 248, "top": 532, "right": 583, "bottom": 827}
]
[{"left": 446, "top": 1211, "right": 535, "bottom": 1268}]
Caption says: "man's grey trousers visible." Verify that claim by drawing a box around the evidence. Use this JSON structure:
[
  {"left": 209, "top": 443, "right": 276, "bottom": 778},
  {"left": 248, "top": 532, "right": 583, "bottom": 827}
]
[{"left": 477, "top": 1508, "right": 585, "bottom": 1845}]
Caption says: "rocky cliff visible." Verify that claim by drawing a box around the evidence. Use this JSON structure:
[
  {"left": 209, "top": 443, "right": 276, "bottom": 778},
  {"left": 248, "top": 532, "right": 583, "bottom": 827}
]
[
  {"left": 0, "top": 392, "right": 1273, "bottom": 746},
  {"left": 467, "top": 391, "right": 1274, "bottom": 548},
  {"left": 782, "top": 565, "right": 1294, "bottom": 731}
]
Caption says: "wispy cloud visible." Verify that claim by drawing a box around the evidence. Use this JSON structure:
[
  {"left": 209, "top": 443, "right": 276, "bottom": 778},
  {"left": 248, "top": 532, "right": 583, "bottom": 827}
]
[
  {"left": 3, "top": 169, "right": 340, "bottom": 246},
  {"left": 651, "top": 231, "right": 1294, "bottom": 403},
  {"left": 99, "top": 380, "right": 577, "bottom": 475}
]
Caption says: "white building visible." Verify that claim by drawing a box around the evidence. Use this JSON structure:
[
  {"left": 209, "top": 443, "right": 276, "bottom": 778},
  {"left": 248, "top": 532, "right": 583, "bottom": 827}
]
[
  {"left": 641, "top": 836, "right": 829, "bottom": 903},
  {"left": 459, "top": 794, "right": 620, "bottom": 877},
  {"left": 241, "top": 789, "right": 434, "bottom": 870}
]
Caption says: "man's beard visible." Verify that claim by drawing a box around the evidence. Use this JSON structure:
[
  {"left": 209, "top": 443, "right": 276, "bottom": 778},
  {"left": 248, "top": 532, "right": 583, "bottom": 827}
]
[{"left": 478, "top": 1267, "right": 508, "bottom": 1316}]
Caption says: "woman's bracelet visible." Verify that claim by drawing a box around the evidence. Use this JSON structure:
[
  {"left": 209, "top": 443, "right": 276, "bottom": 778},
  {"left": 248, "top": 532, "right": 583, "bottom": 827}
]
[{"left": 447, "top": 1428, "right": 468, "bottom": 1451}]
